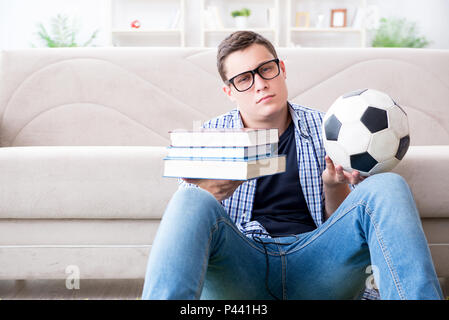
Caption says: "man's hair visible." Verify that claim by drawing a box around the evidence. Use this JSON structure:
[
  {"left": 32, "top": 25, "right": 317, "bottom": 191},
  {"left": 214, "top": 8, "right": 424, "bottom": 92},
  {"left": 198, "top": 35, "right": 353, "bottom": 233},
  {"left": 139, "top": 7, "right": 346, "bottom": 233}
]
[{"left": 217, "top": 31, "right": 278, "bottom": 83}]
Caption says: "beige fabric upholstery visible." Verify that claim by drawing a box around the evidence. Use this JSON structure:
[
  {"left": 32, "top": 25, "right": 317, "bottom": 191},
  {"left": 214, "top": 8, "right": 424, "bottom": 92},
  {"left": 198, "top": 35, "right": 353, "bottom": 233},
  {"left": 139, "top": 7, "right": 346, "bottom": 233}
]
[
  {"left": 0, "top": 146, "right": 176, "bottom": 219},
  {"left": 0, "top": 145, "right": 446, "bottom": 220},
  {"left": 1, "top": 48, "right": 448, "bottom": 147},
  {"left": 0, "top": 48, "right": 448, "bottom": 294}
]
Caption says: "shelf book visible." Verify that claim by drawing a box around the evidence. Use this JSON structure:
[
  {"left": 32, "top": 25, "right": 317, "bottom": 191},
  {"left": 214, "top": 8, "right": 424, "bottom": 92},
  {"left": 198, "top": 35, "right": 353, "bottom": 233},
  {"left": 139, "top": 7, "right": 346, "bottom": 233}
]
[{"left": 163, "top": 128, "right": 286, "bottom": 180}]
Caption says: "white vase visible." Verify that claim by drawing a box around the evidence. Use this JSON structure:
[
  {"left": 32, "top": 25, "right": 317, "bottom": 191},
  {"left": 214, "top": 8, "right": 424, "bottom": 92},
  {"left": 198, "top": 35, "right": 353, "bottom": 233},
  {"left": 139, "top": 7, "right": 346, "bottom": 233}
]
[{"left": 234, "top": 16, "right": 249, "bottom": 29}]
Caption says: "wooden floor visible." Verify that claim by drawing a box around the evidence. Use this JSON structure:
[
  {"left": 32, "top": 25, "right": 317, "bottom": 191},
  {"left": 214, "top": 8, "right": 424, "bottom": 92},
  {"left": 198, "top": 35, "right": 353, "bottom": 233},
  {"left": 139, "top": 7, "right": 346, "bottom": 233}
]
[
  {"left": 0, "top": 279, "right": 144, "bottom": 300},
  {"left": 1, "top": 279, "right": 447, "bottom": 300}
]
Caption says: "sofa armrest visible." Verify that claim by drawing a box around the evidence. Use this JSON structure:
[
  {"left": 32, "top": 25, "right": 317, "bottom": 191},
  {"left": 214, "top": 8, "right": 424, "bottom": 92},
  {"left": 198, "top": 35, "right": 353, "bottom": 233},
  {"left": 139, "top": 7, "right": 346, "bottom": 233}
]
[
  {"left": 0, "top": 146, "right": 178, "bottom": 219},
  {"left": 392, "top": 145, "right": 449, "bottom": 218}
]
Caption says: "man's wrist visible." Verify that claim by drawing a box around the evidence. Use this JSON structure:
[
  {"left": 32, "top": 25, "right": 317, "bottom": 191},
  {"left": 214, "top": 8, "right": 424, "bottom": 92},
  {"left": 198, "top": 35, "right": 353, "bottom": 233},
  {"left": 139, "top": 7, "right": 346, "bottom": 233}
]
[{"left": 323, "top": 181, "right": 347, "bottom": 190}]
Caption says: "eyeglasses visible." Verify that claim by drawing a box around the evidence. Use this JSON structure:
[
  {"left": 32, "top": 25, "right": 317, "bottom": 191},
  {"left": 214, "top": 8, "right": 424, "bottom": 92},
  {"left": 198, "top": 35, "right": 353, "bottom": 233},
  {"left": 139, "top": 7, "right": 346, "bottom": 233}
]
[{"left": 225, "top": 58, "right": 280, "bottom": 92}]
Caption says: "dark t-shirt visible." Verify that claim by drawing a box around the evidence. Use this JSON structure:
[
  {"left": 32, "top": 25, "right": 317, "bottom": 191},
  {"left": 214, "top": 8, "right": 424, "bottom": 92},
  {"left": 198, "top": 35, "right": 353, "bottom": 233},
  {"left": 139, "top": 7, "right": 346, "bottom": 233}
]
[{"left": 251, "top": 120, "right": 317, "bottom": 236}]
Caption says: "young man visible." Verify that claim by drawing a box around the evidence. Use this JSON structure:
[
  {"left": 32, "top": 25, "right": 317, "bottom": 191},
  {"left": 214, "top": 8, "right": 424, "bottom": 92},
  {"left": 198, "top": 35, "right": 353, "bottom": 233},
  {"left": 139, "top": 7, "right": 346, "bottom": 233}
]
[{"left": 142, "top": 31, "right": 443, "bottom": 300}]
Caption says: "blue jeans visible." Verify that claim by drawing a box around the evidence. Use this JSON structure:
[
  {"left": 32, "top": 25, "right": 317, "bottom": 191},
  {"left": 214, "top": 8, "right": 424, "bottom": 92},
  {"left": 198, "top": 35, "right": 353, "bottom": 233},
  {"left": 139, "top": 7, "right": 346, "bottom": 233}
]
[{"left": 141, "top": 173, "right": 443, "bottom": 300}]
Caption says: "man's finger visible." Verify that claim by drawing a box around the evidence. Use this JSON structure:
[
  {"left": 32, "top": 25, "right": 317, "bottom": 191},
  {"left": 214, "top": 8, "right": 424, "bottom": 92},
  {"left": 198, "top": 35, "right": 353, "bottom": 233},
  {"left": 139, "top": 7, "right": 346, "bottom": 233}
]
[
  {"left": 325, "top": 155, "right": 336, "bottom": 173},
  {"left": 350, "top": 170, "right": 367, "bottom": 184},
  {"left": 335, "top": 165, "right": 347, "bottom": 182}
]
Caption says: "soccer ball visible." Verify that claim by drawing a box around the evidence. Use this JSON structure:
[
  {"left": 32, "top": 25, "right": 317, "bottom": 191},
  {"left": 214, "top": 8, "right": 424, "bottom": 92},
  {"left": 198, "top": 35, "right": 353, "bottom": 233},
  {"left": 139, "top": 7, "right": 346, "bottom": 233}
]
[{"left": 322, "top": 88, "right": 410, "bottom": 176}]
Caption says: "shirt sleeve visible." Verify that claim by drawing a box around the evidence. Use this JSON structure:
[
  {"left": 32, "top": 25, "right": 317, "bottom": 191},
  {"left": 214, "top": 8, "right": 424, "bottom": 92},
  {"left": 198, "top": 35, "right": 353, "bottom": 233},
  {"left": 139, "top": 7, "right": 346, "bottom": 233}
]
[{"left": 177, "top": 178, "right": 199, "bottom": 190}]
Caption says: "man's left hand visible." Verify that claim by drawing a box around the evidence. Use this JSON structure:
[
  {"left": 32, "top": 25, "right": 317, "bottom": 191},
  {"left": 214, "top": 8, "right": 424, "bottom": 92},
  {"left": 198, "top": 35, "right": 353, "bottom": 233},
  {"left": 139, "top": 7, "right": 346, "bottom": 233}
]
[{"left": 322, "top": 155, "right": 366, "bottom": 187}]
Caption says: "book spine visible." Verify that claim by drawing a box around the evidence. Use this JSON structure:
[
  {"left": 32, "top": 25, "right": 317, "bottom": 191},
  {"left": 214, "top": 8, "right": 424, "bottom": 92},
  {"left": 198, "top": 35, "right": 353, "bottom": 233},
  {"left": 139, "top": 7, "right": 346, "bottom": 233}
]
[
  {"left": 166, "top": 144, "right": 274, "bottom": 159},
  {"left": 163, "top": 154, "right": 272, "bottom": 162},
  {"left": 170, "top": 129, "right": 279, "bottom": 147}
]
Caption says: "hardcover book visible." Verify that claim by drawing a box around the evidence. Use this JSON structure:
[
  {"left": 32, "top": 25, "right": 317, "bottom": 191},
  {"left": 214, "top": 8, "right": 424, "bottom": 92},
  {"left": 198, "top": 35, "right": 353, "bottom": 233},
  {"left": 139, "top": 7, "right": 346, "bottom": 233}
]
[
  {"left": 169, "top": 128, "right": 278, "bottom": 147},
  {"left": 163, "top": 155, "right": 286, "bottom": 180},
  {"left": 166, "top": 143, "right": 276, "bottom": 160}
]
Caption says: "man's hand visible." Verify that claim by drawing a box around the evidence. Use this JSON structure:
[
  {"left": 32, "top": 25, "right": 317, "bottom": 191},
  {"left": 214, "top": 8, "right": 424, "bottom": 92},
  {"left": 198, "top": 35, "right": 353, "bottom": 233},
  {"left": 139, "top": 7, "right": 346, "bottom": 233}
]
[
  {"left": 182, "top": 178, "right": 245, "bottom": 202},
  {"left": 322, "top": 155, "right": 366, "bottom": 220},
  {"left": 322, "top": 155, "right": 366, "bottom": 187}
]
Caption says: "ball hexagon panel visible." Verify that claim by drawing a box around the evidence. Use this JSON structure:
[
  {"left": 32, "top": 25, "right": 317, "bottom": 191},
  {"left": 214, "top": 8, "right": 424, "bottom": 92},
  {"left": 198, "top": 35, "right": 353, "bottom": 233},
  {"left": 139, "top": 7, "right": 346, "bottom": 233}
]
[
  {"left": 361, "top": 107, "right": 388, "bottom": 133},
  {"left": 337, "top": 121, "right": 372, "bottom": 155},
  {"left": 332, "top": 96, "right": 368, "bottom": 124},
  {"left": 360, "top": 89, "right": 395, "bottom": 110},
  {"left": 324, "top": 114, "right": 342, "bottom": 141},
  {"left": 392, "top": 99, "right": 407, "bottom": 116},
  {"left": 350, "top": 152, "right": 378, "bottom": 175},
  {"left": 369, "top": 157, "right": 401, "bottom": 175},
  {"left": 368, "top": 129, "right": 400, "bottom": 162},
  {"left": 387, "top": 105, "right": 409, "bottom": 139},
  {"left": 323, "top": 140, "right": 351, "bottom": 170}
]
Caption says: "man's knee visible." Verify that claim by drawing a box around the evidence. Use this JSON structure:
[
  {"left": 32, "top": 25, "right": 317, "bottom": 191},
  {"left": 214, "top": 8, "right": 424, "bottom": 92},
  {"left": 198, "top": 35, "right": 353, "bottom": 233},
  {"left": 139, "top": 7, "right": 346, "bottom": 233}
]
[
  {"left": 165, "top": 186, "right": 224, "bottom": 221},
  {"left": 171, "top": 186, "right": 218, "bottom": 206},
  {"left": 360, "top": 172, "right": 410, "bottom": 195}
]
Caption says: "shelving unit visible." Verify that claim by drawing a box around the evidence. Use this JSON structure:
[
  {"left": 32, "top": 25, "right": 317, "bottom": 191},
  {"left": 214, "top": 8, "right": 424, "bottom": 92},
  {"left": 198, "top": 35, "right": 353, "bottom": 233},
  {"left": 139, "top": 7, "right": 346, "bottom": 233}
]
[
  {"left": 200, "top": 0, "right": 280, "bottom": 48},
  {"left": 108, "top": 0, "right": 185, "bottom": 47},
  {"left": 105, "top": 0, "right": 372, "bottom": 48},
  {"left": 286, "top": 0, "right": 368, "bottom": 47}
]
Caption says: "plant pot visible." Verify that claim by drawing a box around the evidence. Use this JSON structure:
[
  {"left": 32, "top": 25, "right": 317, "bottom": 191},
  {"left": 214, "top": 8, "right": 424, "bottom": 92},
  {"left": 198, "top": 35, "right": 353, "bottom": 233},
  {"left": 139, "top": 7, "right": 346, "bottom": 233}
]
[{"left": 234, "top": 16, "right": 249, "bottom": 29}]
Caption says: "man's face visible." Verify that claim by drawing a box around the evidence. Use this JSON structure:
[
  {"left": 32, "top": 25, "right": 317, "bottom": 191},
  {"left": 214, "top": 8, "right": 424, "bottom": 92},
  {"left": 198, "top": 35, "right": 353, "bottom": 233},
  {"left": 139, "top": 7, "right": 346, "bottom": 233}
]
[{"left": 222, "top": 43, "right": 288, "bottom": 124}]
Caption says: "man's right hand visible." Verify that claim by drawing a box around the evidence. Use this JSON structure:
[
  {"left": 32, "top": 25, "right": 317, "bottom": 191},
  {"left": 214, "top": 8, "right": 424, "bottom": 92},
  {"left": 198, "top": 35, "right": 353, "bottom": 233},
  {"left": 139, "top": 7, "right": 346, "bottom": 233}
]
[{"left": 182, "top": 178, "right": 245, "bottom": 201}]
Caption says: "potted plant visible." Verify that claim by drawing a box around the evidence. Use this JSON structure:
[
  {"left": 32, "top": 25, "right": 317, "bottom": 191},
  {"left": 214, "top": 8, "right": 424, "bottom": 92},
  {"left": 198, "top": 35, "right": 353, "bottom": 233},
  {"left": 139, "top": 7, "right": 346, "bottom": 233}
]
[
  {"left": 231, "top": 8, "right": 251, "bottom": 29},
  {"left": 371, "top": 17, "right": 430, "bottom": 48},
  {"left": 34, "top": 14, "right": 99, "bottom": 47}
]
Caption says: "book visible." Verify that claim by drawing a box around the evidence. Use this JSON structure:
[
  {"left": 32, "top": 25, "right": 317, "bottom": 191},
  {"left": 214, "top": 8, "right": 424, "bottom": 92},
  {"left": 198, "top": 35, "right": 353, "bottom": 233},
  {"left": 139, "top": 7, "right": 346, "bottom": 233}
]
[
  {"left": 166, "top": 143, "right": 276, "bottom": 160},
  {"left": 169, "top": 128, "right": 279, "bottom": 147},
  {"left": 163, "top": 155, "right": 286, "bottom": 180}
]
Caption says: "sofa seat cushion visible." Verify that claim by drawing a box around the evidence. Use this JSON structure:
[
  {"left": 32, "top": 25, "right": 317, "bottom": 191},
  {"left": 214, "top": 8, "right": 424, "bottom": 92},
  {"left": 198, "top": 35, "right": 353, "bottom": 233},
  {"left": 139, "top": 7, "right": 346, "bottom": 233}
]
[{"left": 0, "top": 146, "right": 178, "bottom": 219}]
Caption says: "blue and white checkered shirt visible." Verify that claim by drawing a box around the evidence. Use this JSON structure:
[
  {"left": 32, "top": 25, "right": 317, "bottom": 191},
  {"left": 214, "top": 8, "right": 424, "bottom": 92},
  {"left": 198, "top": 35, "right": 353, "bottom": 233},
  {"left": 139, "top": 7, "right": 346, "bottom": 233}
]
[{"left": 179, "top": 102, "right": 379, "bottom": 300}]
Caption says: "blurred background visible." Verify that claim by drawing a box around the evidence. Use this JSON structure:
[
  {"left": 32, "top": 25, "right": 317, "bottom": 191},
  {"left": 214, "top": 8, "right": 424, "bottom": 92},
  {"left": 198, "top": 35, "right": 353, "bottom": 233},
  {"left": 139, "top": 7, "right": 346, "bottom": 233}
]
[{"left": 0, "top": 0, "right": 447, "bottom": 49}]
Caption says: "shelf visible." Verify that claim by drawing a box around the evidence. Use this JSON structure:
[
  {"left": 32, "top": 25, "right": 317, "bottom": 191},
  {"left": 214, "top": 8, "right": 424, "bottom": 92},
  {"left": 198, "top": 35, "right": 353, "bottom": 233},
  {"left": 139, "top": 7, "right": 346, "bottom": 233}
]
[
  {"left": 290, "top": 27, "right": 363, "bottom": 33},
  {"left": 109, "top": 0, "right": 186, "bottom": 47},
  {"left": 112, "top": 29, "right": 182, "bottom": 34},
  {"left": 108, "top": 0, "right": 368, "bottom": 47},
  {"left": 204, "top": 28, "right": 276, "bottom": 33},
  {"left": 287, "top": 0, "right": 368, "bottom": 47},
  {"left": 200, "top": 0, "right": 280, "bottom": 47}
]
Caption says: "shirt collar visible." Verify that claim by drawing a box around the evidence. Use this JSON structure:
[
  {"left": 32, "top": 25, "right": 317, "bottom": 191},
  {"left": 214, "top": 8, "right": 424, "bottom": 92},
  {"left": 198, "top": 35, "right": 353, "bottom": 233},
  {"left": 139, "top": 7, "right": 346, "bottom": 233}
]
[
  {"left": 288, "top": 102, "right": 311, "bottom": 140},
  {"left": 233, "top": 102, "right": 311, "bottom": 139}
]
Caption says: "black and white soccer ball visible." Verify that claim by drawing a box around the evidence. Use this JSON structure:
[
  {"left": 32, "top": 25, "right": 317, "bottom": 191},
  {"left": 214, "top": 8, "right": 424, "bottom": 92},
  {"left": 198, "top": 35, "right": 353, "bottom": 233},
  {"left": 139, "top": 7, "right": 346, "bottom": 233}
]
[{"left": 322, "top": 88, "right": 410, "bottom": 177}]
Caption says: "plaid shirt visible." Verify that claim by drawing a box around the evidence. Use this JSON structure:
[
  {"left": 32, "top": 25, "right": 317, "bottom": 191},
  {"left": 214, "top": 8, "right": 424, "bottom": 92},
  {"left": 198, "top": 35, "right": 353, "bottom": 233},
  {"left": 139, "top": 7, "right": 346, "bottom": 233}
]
[{"left": 179, "top": 102, "right": 379, "bottom": 300}]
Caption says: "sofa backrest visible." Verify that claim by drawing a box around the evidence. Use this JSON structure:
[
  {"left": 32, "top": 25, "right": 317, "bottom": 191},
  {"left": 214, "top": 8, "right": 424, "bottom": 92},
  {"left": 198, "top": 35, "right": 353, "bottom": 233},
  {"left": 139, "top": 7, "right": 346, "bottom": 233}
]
[{"left": 1, "top": 48, "right": 448, "bottom": 147}]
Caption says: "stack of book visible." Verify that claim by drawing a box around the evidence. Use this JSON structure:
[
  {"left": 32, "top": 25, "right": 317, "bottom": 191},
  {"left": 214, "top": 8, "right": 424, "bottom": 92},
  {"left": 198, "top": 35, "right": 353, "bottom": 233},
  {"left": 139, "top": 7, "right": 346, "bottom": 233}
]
[{"left": 163, "top": 128, "right": 286, "bottom": 180}]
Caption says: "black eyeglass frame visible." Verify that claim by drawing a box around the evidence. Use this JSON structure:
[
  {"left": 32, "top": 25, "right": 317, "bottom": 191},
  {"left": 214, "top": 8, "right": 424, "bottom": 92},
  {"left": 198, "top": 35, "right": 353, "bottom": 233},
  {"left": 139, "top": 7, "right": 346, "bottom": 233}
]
[{"left": 225, "top": 58, "right": 280, "bottom": 92}]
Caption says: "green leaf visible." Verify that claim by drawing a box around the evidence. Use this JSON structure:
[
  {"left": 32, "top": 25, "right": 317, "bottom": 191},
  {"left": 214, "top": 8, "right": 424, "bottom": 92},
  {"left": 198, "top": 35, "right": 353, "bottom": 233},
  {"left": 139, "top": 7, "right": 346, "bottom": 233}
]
[
  {"left": 34, "top": 13, "right": 99, "bottom": 48},
  {"left": 371, "top": 17, "right": 430, "bottom": 48}
]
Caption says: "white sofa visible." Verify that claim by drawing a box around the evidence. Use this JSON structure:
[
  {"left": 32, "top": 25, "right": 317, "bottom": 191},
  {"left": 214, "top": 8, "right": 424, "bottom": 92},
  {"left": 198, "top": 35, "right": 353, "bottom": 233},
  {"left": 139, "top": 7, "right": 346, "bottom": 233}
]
[{"left": 0, "top": 47, "right": 448, "bottom": 295}]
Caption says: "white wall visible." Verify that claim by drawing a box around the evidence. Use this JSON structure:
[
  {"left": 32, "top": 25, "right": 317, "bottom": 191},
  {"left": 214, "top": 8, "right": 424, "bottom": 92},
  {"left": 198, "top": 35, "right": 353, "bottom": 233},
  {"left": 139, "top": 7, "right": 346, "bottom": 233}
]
[{"left": 0, "top": 0, "right": 447, "bottom": 49}]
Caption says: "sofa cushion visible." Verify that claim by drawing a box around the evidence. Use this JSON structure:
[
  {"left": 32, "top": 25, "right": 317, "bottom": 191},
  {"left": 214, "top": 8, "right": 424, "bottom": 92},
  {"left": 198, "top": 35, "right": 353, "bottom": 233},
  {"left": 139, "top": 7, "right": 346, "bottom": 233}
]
[
  {"left": 1, "top": 48, "right": 448, "bottom": 147},
  {"left": 0, "top": 145, "right": 447, "bottom": 220},
  {"left": 0, "top": 146, "right": 178, "bottom": 219}
]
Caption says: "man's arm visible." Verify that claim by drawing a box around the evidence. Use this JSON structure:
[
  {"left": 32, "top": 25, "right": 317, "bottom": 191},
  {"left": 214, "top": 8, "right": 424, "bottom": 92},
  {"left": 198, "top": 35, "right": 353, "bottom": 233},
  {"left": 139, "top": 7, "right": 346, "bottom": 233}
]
[
  {"left": 323, "top": 183, "right": 351, "bottom": 221},
  {"left": 182, "top": 178, "right": 244, "bottom": 202},
  {"left": 322, "top": 155, "right": 365, "bottom": 220}
]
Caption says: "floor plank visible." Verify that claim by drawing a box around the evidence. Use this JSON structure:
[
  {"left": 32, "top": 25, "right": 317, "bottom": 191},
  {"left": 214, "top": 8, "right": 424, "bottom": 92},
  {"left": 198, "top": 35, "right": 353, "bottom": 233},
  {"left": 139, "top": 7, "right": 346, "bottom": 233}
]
[{"left": 0, "top": 279, "right": 144, "bottom": 300}]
